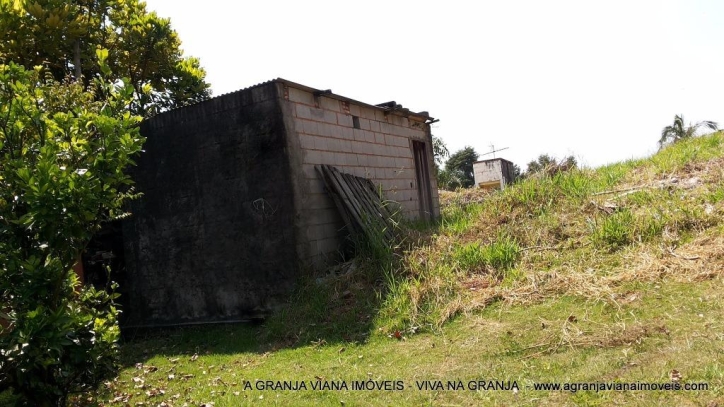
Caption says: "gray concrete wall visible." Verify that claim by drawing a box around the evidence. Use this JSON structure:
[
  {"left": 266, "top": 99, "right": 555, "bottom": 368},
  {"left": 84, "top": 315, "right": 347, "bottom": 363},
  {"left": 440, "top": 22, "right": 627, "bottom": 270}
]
[
  {"left": 474, "top": 159, "right": 504, "bottom": 189},
  {"left": 122, "top": 83, "right": 298, "bottom": 327},
  {"left": 279, "top": 84, "right": 440, "bottom": 269},
  {"left": 474, "top": 158, "right": 516, "bottom": 189}
]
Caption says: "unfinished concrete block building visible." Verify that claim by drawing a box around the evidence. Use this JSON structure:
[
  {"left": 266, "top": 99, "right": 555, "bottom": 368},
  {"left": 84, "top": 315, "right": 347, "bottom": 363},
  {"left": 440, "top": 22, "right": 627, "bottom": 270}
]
[
  {"left": 473, "top": 158, "right": 517, "bottom": 190},
  {"left": 121, "top": 79, "right": 439, "bottom": 327}
]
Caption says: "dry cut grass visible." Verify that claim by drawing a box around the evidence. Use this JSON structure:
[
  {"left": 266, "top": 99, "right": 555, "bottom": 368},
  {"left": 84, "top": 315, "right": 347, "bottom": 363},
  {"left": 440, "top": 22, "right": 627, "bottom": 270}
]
[{"left": 377, "top": 132, "right": 724, "bottom": 332}]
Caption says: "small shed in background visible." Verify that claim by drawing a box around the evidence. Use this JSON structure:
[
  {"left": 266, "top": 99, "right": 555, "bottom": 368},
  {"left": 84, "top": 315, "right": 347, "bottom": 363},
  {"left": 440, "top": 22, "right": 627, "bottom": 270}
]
[{"left": 473, "top": 158, "right": 516, "bottom": 190}]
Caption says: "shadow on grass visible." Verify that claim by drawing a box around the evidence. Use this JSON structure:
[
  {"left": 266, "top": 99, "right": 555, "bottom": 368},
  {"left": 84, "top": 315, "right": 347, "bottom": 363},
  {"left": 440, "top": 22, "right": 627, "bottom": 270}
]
[
  {"left": 116, "top": 265, "right": 386, "bottom": 368},
  {"left": 116, "top": 220, "right": 442, "bottom": 368}
]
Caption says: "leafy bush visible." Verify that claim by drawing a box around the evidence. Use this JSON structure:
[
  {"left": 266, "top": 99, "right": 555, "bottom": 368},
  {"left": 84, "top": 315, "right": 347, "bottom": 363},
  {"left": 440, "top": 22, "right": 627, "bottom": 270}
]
[{"left": 0, "top": 60, "right": 144, "bottom": 406}]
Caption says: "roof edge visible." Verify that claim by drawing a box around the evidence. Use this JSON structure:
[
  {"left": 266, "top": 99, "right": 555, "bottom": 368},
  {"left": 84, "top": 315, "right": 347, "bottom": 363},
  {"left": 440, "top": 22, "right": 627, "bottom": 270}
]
[{"left": 154, "top": 78, "right": 434, "bottom": 121}]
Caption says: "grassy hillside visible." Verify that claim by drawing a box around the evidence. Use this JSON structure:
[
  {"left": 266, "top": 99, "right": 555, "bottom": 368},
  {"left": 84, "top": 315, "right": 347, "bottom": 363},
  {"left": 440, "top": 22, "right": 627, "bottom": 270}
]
[{"left": 71, "top": 133, "right": 723, "bottom": 406}]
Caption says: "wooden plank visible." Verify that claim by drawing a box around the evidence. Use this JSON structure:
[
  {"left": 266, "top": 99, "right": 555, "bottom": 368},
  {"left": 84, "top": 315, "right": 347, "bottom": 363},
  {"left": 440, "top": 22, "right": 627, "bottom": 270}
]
[
  {"left": 325, "top": 166, "right": 373, "bottom": 242},
  {"left": 316, "top": 165, "right": 400, "bottom": 247},
  {"left": 342, "top": 173, "right": 393, "bottom": 242},
  {"left": 316, "top": 165, "right": 358, "bottom": 237},
  {"left": 345, "top": 174, "right": 394, "bottom": 240}
]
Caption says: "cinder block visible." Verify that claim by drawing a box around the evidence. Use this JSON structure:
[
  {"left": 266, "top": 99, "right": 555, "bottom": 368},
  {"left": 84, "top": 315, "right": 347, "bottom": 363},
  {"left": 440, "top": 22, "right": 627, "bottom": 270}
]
[
  {"left": 379, "top": 156, "right": 396, "bottom": 168},
  {"left": 359, "top": 118, "right": 371, "bottom": 131},
  {"left": 374, "top": 110, "right": 387, "bottom": 122},
  {"left": 333, "top": 152, "right": 346, "bottom": 166},
  {"left": 396, "top": 157, "right": 413, "bottom": 168},
  {"left": 343, "top": 153, "right": 358, "bottom": 166},
  {"left": 391, "top": 124, "right": 408, "bottom": 137},
  {"left": 339, "top": 140, "right": 352, "bottom": 153},
  {"left": 338, "top": 126, "right": 353, "bottom": 140},
  {"left": 373, "top": 144, "right": 387, "bottom": 157},
  {"left": 337, "top": 113, "right": 353, "bottom": 127},
  {"left": 294, "top": 118, "right": 305, "bottom": 133},
  {"left": 408, "top": 128, "right": 426, "bottom": 140},
  {"left": 355, "top": 167, "right": 367, "bottom": 179},
  {"left": 379, "top": 122, "right": 393, "bottom": 135},
  {"left": 353, "top": 129, "right": 365, "bottom": 141},
  {"left": 360, "top": 107, "right": 376, "bottom": 120},
  {"left": 349, "top": 104, "right": 361, "bottom": 117},
  {"left": 354, "top": 140, "right": 373, "bottom": 155},
  {"left": 303, "top": 150, "right": 323, "bottom": 165},
  {"left": 369, "top": 120, "right": 381, "bottom": 132},
  {"left": 316, "top": 123, "right": 335, "bottom": 138},
  {"left": 288, "top": 88, "right": 314, "bottom": 105},
  {"left": 374, "top": 132, "right": 385, "bottom": 144},
  {"left": 325, "top": 137, "right": 338, "bottom": 152},
  {"left": 307, "top": 106, "right": 326, "bottom": 123},
  {"left": 355, "top": 154, "right": 368, "bottom": 166},
  {"left": 313, "top": 136, "right": 329, "bottom": 151},
  {"left": 320, "top": 97, "right": 341, "bottom": 112},
  {"left": 323, "top": 110, "right": 338, "bottom": 124},
  {"left": 363, "top": 130, "right": 376, "bottom": 143},
  {"left": 295, "top": 104, "right": 313, "bottom": 120},
  {"left": 398, "top": 146, "right": 413, "bottom": 158},
  {"left": 302, "top": 119, "right": 319, "bottom": 135},
  {"left": 299, "top": 134, "right": 315, "bottom": 149}
]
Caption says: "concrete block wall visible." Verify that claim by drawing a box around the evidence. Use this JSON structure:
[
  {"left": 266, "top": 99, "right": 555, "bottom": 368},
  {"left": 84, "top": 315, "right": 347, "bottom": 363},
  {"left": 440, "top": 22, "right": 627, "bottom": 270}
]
[
  {"left": 281, "top": 84, "right": 440, "bottom": 268},
  {"left": 473, "top": 158, "right": 516, "bottom": 189},
  {"left": 474, "top": 159, "right": 504, "bottom": 189}
]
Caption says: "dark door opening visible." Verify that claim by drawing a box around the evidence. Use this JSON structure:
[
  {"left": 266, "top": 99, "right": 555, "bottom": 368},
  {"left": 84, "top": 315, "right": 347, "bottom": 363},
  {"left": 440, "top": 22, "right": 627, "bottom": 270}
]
[{"left": 412, "top": 140, "right": 433, "bottom": 221}]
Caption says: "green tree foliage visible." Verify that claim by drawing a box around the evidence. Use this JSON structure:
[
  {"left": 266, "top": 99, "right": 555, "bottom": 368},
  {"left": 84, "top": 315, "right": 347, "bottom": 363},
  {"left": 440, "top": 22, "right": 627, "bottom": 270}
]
[
  {"left": 431, "top": 134, "right": 450, "bottom": 183},
  {"left": 659, "top": 114, "right": 718, "bottom": 147},
  {"left": 526, "top": 154, "right": 576, "bottom": 175},
  {"left": 511, "top": 163, "right": 522, "bottom": 182},
  {"left": 443, "top": 146, "right": 479, "bottom": 188},
  {"left": 437, "top": 168, "right": 465, "bottom": 190},
  {"left": 431, "top": 135, "right": 449, "bottom": 167},
  {"left": 0, "top": 59, "right": 145, "bottom": 405},
  {"left": 525, "top": 154, "right": 555, "bottom": 174},
  {"left": 0, "top": 0, "right": 210, "bottom": 117}
]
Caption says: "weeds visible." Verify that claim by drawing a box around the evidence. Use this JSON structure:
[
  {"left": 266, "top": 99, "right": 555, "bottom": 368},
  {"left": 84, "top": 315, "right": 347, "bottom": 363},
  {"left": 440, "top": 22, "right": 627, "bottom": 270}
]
[
  {"left": 375, "top": 131, "right": 724, "bottom": 332},
  {"left": 452, "top": 235, "right": 521, "bottom": 274},
  {"left": 76, "top": 131, "right": 724, "bottom": 407}
]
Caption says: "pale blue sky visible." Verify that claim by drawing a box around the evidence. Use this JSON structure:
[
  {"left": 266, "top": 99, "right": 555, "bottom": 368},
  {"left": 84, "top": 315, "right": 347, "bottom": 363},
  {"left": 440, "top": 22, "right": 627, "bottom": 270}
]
[{"left": 144, "top": 0, "right": 723, "bottom": 169}]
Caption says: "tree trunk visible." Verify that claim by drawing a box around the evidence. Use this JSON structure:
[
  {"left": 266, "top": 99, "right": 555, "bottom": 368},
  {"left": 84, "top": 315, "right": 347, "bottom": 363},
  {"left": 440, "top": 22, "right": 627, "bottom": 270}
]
[{"left": 74, "top": 40, "right": 81, "bottom": 80}]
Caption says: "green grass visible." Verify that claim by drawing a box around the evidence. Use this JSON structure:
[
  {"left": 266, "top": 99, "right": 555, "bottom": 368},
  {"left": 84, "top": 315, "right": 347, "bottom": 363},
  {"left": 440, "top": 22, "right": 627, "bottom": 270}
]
[
  {"left": 451, "top": 235, "right": 521, "bottom": 275},
  {"left": 81, "top": 278, "right": 723, "bottom": 406},
  {"left": 32, "top": 131, "right": 723, "bottom": 406}
]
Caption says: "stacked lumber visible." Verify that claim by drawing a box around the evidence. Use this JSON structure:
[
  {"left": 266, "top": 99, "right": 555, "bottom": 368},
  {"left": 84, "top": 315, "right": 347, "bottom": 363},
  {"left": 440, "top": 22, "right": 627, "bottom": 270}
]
[{"left": 316, "top": 165, "right": 398, "bottom": 245}]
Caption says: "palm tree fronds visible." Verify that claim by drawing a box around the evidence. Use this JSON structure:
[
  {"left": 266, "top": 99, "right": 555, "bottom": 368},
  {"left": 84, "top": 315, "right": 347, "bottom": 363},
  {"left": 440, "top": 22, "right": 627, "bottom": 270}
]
[{"left": 659, "top": 115, "right": 718, "bottom": 148}]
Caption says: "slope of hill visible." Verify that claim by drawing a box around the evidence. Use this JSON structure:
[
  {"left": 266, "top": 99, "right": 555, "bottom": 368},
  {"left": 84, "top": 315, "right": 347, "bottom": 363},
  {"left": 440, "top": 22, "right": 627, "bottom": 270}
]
[{"left": 72, "top": 132, "right": 723, "bottom": 406}]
